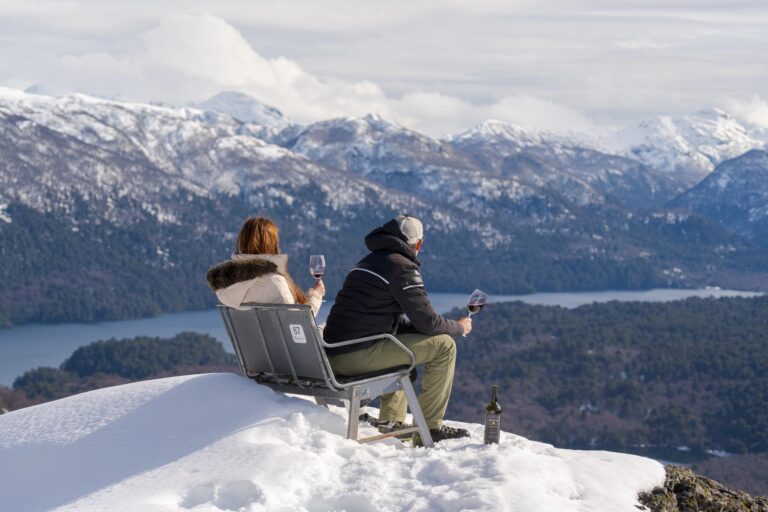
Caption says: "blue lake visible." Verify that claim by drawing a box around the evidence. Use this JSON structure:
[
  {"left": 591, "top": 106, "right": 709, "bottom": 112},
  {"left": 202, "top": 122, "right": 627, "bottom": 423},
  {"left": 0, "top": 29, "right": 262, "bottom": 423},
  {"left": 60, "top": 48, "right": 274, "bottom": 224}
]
[{"left": 0, "top": 288, "right": 761, "bottom": 386}]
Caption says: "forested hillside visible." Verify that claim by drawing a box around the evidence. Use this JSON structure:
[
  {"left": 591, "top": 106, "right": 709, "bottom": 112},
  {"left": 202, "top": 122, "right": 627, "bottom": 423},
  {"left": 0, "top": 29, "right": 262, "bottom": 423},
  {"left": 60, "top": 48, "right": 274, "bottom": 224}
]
[{"left": 447, "top": 296, "right": 768, "bottom": 455}]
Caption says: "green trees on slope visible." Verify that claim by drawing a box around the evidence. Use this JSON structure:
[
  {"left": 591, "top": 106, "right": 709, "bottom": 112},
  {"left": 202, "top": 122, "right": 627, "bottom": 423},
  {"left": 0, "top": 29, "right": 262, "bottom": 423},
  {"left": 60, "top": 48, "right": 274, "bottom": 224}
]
[{"left": 447, "top": 296, "right": 768, "bottom": 455}]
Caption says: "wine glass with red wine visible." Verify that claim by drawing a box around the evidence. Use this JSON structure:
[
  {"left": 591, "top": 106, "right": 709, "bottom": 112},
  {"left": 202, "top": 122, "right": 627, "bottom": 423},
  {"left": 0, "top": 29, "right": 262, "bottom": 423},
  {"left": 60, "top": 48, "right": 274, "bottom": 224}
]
[
  {"left": 463, "top": 289, "right": 488, "bottom": 337},
  {"left": 309, "top": 255, "right": 326, "bottom": 281},
  {"left": 467, "top": 289, "right": 488, "bottom": 317}
]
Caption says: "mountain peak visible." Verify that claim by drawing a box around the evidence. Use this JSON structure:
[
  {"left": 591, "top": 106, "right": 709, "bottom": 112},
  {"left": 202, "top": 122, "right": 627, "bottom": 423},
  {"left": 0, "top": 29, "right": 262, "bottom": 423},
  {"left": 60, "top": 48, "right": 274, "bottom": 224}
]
[
  {"left": 620, "top": 109, "right": 764, "bottom": 182},
  {"left": 356, "top": 112, "right": 405, "bottom": 132},
  {"left": 197, "top": 91, "right": 288, "bottom": 127},
  {"left": 361, "top": 111, "right": 386, "bottom": 122},
  {"left": 451, "top": 119, "right": 542, "bottom": 146}
]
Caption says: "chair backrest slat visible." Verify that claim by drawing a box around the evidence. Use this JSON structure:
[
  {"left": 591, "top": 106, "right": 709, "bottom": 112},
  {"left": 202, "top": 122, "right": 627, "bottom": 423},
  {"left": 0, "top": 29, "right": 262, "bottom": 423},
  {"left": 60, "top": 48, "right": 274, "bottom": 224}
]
[
  {"left": 219, "top": 304, "right": 330, "bottom": 385},
  {"left": 271, "top": 306, "right": 329, "bottom": 382},
  {"left": 272, "top": 308, "right": 301, "bottom": 383}
]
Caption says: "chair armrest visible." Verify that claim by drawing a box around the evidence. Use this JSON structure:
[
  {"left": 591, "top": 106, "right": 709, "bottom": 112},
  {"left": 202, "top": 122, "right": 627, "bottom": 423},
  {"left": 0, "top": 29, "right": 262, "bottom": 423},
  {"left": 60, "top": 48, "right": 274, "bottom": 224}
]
[
  {"left": 319, "top": 333, "right": 416, "bottom": 388},
  {"left": 320, "top": 333, "right": 397, "bottom": 349}
]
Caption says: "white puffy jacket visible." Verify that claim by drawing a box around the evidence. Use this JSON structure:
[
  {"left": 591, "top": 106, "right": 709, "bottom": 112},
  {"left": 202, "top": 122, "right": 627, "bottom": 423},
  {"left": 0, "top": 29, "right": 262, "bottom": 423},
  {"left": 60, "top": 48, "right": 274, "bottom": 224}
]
[{"left": 206, "top": 253, "right": 322, "bottom": 316}]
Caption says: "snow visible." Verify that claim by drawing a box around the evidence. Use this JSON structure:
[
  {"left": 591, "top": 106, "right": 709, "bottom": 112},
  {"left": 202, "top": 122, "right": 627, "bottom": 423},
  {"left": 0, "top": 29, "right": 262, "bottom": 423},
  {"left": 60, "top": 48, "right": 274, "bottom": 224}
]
[
  {"left": 451, "top": 120, "right": 543, "bottom": 147},
  {"left": 254, "top": 143, "right": 289, "bottom": 160},
  {"left": 0, "top": 373, "right": 664, "bottom": 512},
  {"left": 0, "top": 203, "right": 11, "bottom": 223},
  {"left": 617, "top": 109, "right": 765, "bottom": 179},
  {"left": 197, "top": 91, "right": 288, "bottom": 127},
  {"left": 449, "top": 120, "right": 588, "bottom": 151},
  {"left": 717, "top": 172, "right": 732, "bottom": 190},
  {"left": 0, "top": 87, "right": 44, "bottom": 101}
]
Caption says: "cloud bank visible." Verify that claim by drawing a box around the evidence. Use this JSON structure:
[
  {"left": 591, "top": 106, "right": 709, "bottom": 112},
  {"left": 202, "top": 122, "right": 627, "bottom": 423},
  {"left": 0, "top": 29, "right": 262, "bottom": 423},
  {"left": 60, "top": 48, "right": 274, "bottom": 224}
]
[
  {"left": 10, "top": 14, "right": 594, "bottom": 136},
  {"left": 0, "top": 2, "right": 765, "bottom": 137}
]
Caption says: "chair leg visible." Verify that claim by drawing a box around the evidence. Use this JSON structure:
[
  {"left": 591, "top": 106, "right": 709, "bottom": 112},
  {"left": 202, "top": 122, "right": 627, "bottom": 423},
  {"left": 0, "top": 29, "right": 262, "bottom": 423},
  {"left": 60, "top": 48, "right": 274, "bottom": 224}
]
[
  {"left": 399, "top": 376, "right": 434, "bottom": 448},
  {"left": 346, "top": 386, "right": 362, "bottom": 441}
]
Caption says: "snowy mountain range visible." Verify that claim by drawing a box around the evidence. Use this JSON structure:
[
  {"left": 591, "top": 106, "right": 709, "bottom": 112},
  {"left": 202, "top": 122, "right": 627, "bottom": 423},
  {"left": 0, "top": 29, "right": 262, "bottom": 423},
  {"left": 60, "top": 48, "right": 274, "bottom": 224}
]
[
  {"left": 200, "top": 89, "right": 767, "bottom": 188},
  {"left": 617, "top": 109, "right": 766, "bottom": 184},
  {"left": 1, "top": 87, "right": 768, "bottom": 325},
  {"left": 2, "top": 87, "right": 753, "bottom": 223},
  {"left": 0, "top": 88, "right": 422, "bottom": 222},
  {"left": 0, "top": 372, "right": 665, "bottom": 511},
  {"left": 446, "top": 120, "right": 683, "bottom": 210}
]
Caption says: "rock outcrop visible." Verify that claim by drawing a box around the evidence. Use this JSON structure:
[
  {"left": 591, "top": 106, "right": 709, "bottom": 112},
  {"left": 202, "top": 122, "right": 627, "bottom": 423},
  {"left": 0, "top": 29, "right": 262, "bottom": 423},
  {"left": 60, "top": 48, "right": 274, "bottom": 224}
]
[{"left": 639, "top": 465, "right": 768, "bottom": 512}]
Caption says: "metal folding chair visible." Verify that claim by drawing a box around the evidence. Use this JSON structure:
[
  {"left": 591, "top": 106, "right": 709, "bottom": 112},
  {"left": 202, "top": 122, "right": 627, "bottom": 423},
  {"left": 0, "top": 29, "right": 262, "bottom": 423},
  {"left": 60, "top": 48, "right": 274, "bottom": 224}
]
[{"left": 218, "top": 303, "right": 434, "bottom": 447}]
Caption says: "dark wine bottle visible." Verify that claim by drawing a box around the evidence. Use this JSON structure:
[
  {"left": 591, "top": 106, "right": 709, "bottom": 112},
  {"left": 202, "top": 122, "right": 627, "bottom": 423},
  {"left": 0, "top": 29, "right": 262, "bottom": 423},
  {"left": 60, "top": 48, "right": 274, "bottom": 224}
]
[{"left": 484, "top": 384, "right": 501, "bottom": 444}]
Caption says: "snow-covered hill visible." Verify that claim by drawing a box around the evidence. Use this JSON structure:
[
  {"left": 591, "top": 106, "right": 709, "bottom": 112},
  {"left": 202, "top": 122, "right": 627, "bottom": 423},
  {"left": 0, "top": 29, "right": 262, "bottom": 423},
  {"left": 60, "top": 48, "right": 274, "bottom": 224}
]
[{"left": 0, "top": 373, "right": 665, "bottom": 511}]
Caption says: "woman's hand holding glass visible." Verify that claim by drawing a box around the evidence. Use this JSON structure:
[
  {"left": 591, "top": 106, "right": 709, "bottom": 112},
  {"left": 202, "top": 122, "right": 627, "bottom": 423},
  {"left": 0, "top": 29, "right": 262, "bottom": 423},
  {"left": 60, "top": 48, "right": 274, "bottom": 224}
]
[{"left": 309, "top": 255, "right": 326, "bottom": 300}]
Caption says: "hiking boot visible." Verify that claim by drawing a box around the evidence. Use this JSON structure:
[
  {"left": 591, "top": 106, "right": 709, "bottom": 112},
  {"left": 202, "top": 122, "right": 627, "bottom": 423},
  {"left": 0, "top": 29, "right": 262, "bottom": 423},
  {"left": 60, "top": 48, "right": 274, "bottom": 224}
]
[
  {"left": 412, "top": 425, "right": 471, "bottom": 447},
  {"left": 377, "top": 420, "right": 412, "bottom": 439},
  {"left": 359, "top": 413, "right": 376, "bottom": 425}
]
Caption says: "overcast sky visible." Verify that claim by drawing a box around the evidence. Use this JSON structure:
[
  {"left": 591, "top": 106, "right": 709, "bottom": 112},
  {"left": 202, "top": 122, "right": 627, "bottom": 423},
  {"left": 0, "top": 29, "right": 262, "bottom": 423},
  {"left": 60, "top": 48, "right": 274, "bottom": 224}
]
[{"left": 1, "top": 0, "right": 766, "bottom": 136}]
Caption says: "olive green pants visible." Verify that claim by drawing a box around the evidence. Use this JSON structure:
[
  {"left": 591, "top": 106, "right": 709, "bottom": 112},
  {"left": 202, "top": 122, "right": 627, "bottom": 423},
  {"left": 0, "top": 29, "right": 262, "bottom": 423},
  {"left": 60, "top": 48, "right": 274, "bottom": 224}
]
[{"left": 328, "top": 333, "right": 457, "bottom": 430}]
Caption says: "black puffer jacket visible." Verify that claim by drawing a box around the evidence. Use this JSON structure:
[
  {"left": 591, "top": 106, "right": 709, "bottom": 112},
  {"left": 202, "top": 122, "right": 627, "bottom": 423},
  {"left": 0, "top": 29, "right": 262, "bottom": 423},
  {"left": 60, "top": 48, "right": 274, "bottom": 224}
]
[{"left": 323, "top": 219, "right": 463, "bottom": 354}]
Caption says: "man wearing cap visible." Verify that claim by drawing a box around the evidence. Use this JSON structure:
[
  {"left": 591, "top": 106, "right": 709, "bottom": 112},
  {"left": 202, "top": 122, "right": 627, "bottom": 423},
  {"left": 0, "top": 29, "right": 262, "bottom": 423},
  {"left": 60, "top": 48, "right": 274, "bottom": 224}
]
[{"left": 323, "top": 214, "right": 472, "bottom": 444}]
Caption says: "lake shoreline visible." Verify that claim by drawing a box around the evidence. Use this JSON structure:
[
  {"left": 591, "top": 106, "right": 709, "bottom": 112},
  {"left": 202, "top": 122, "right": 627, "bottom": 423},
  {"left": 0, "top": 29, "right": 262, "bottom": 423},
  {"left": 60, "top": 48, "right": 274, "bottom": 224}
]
[
  {"left": 0, "top": 288, "right": 763, "bottom": 386},
  {"left": 1, "top": 285, "right": 763, "bottom": 332}
]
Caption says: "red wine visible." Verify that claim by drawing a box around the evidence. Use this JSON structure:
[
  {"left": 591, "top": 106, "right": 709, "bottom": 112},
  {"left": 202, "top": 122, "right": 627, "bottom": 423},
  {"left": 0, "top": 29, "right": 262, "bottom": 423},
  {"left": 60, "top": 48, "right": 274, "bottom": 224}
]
[
  {"left": 312, "top": 272, "right": 324, "bottom": 279},
  {"left": 468, "top": 303, "right": 484, "bottom": 314},
  {"left": 484, "top": 384, "right": 502, "bottom": 444}
]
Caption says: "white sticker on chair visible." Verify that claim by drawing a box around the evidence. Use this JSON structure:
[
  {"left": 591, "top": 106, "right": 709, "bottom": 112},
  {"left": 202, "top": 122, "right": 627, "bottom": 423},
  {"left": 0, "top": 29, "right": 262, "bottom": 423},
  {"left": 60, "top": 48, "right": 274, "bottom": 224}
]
[{"left": 289, "top": 324, "right": 307, "bottom": 344}]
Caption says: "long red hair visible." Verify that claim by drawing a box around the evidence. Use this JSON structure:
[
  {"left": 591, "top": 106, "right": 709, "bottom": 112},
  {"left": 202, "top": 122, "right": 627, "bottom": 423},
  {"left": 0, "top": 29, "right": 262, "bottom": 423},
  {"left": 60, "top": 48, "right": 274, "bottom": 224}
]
[{"left": 236, "top": 217, "right": 307, "bottom": 304}]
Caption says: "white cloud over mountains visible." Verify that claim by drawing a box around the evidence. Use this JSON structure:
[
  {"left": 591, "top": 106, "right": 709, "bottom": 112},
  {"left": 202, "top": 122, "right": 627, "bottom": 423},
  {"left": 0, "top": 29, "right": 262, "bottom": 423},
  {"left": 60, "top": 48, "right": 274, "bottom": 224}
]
[
  {"left": 9, "top": 13, "right": 594, "bottom": 136},
  {"left": 725, "top": 96, "right": 768, "bottom": 131},
  {"left": 0, "top": 2, "right": 766, "bottom": 137}
]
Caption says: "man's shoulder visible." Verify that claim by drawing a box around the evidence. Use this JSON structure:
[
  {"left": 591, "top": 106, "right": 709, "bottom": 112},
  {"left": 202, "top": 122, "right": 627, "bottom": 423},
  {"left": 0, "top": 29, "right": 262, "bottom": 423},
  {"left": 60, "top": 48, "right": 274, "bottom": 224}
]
[
  {"left": 363, "top": 249, "right": 416, "bottom": 266},
  {"left": 360, "top": 250, "right": 418, "bottom": 278}
]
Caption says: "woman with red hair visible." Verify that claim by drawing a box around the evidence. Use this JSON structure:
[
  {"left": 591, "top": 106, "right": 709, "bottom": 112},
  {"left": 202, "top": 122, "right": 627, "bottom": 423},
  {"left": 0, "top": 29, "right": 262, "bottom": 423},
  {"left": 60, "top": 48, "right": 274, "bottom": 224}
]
[{"left": 206, "top": 217, "right": 324, "bottom": 315}]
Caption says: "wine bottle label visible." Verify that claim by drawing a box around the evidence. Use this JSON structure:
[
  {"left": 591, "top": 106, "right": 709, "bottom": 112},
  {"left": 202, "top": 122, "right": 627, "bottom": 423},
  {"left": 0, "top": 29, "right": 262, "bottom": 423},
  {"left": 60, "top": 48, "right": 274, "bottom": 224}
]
[{"left": 484, "top": 414, "right": 501, "bottom": 444}]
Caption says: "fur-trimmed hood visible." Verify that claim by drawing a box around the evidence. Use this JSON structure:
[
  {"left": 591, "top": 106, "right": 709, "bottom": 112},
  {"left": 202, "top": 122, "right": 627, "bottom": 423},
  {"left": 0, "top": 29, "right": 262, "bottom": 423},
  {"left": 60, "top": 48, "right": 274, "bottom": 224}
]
[
  {"left": 206, "top": 253, "right": 290, "bottom": 308},
  {"left": 206, "top": 255, "right": 287, "bottom": 291},
  {"left": 206, "top": 253, "right": 323, "bottom": 314}
]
